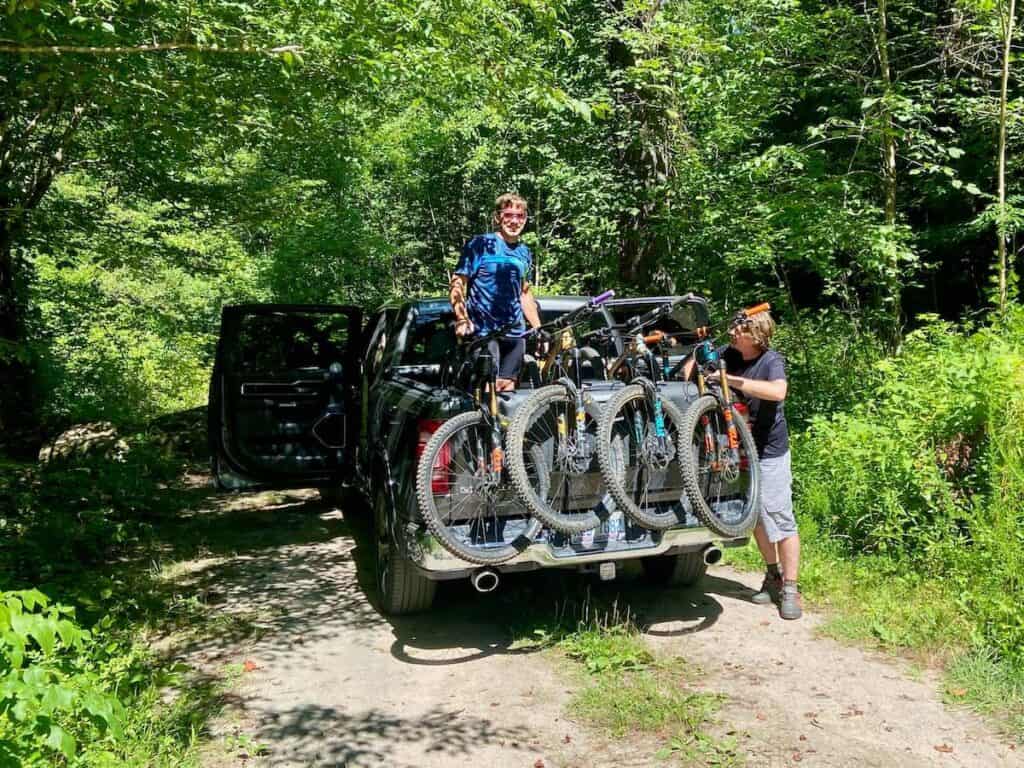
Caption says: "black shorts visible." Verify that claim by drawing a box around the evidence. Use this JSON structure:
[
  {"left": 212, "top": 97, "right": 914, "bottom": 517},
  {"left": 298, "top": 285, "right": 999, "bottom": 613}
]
[{"left": 487, "top": 336, "right": 526, "bottom": 381}]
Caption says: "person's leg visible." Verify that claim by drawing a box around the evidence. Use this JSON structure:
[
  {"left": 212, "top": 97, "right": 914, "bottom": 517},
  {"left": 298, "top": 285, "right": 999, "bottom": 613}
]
[
  {"left": 495, "top": 336, "right": 525, "bottom": 392},
  {"left": 753, "top": 520, "right": 777, "bottom": 566},
  {"left": 778, "top": 533, "right": 800, "bottom": 584},
  {"left": 752, "top": 453, "right": 797, "bottom": 611},
  {"left": 750, "top": 519, "right": 782, "bottom": 605}
]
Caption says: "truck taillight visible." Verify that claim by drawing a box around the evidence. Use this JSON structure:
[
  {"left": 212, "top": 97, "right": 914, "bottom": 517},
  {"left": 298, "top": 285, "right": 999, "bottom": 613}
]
[{"left": 417, "top": 419, "right": 451, "bottom": 495}]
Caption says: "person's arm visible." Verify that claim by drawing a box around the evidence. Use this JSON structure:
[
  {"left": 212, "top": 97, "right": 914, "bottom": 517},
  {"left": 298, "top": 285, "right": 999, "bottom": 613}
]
[
  {"left": 727, "top": 349, "right": 787, "bottom": 401},
  {"left": 451, "top": 240, "right": 478, "bottom": 337},
  {"left": 726, "top": 376, "right": 787, "bottom": 401},
  {"left": 449, "top": 274, "right": 473, "bottom": 336},
  {"left": 521, "top": 283, "right": 541, "bottom": 329},
  {"left": 681, "top": 356, "right": 696, "bottom": 381}
]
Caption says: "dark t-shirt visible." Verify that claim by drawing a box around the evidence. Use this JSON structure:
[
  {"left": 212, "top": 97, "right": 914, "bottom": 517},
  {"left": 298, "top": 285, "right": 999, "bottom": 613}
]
[{"left": 721, "top": 346, "right": 789, "bottom": 459}]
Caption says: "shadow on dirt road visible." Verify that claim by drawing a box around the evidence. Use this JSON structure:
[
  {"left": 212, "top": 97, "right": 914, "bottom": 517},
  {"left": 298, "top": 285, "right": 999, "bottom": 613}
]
[{"left": 163, "top": 487, "right": 744, "bottom": 669}]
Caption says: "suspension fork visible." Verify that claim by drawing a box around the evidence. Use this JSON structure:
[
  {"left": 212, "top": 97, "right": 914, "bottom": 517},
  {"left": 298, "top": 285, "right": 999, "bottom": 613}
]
[
  {"left": 717, "top": 368, "right": 742, "bottom": 465},
  {"left": 488, "top": 378, "right": 504, "bottom": 477},
  {"left": 571, "top": 348, "right": 587, "bottom": 447}
]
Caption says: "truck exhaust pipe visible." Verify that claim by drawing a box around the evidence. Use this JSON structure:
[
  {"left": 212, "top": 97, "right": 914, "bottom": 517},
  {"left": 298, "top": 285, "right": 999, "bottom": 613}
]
[
  {"left": 702, "top": 544, "right": 723, "bottom": 566},
  {"left": 471, "top": 568, "right": 500, "bottom": 593}
]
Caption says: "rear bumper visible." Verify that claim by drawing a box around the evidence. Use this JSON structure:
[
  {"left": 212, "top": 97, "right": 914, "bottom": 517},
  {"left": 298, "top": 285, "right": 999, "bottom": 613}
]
[{"left": 409, "top": 527, "right": 749, "bottom": 580}]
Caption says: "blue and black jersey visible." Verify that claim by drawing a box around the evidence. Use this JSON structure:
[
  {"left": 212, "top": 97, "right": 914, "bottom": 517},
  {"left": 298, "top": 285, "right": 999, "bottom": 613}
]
[{"left": 455, "top": 233, "right": 534, "bottom": 336}]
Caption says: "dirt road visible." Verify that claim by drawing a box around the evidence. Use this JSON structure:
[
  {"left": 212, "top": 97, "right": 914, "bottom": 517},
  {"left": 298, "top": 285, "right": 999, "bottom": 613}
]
[{"left": 169, "top": 488, "right": 1020, "bottom": 767}]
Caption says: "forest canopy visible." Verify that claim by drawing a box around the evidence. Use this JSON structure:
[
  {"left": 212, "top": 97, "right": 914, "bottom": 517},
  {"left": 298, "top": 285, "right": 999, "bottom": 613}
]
[{"left": 1, "top": 0, "right": 1020, "bottom": 428}]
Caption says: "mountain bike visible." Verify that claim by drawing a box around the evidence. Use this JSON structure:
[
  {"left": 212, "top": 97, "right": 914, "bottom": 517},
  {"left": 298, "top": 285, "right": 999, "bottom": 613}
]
[
  {"left": 676, "top": 303, "right": 769, "bottom": 538},
  {"left": 596, "top": 300, "right": 691, "bottom": 531},
  {"left": 415, "top": 321, "right": 544, "bottom": 565},
  {"left": 505, "top": 290, "right": 615, "bottom": 534}
]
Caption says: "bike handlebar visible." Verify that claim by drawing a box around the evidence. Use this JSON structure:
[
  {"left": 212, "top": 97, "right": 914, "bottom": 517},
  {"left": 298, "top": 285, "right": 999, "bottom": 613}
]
[
  {"left": 540, "top": 290, "right": 616, "bottom": 333},
  {"left": 742, "top": 302, "right": 771, "bottom": 318}
]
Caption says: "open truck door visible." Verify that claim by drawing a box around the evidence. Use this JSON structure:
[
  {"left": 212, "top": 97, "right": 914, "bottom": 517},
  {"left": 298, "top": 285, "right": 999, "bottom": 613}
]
[{"left": 208, "top": 304, "right": 363, "bottom": 490}]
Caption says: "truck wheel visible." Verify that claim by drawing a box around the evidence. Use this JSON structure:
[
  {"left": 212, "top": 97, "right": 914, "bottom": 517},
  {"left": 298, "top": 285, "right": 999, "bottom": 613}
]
[
  {"left": 641, "top": 551, "right": 707, "bottom": 587},
  {"left": 375, "top": 488, "right": 436, "bottom": 615}
]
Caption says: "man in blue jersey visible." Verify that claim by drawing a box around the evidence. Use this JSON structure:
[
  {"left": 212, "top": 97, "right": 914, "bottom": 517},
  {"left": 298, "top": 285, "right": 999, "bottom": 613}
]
[{"left": 449, "top": 193, "right": 543, "bottom": 391}]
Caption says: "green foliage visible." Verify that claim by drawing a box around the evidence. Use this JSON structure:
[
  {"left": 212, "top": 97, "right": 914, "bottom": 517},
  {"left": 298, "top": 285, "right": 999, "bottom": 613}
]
[
  {"left": 794, "top": 308, "right": 1024, "bottom": 665},
  {"left": 560, "top": 624, "right": 653, "bottom": 675},
  {"left": 0, "top": 590, "right": 126, "bottom": 766}
]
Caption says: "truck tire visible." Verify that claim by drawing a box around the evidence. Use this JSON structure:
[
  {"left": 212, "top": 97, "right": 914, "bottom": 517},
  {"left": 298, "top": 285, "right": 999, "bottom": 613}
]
[
  {"left": 375, "top": 488, "right": 436, "bottom": 615},
  {"left": 416, "top": 410, "right": 542, "bottom": 565},
  {"left": 641, "top": 551, "right": 707, "bottom": 587},
  {"left": 679, "top": 395, "right": 760, "bottom": 538}
]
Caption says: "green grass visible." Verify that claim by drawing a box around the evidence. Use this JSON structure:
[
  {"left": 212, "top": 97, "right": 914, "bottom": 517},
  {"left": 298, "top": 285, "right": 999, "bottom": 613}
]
[
  {"left": 541, "top": 599, "right": 741, "bottom": 766},
  {"left": 946, "top": 649, "right": 1024, "bottom": 742},
  {"left": 0, "top": 433, "right": 240, "bottom": 767}
]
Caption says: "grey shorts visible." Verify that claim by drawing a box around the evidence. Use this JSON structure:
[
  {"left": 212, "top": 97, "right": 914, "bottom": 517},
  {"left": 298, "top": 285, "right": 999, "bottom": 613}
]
[{"left": 759, "top": 451, "right": 797, "bottom": 543}]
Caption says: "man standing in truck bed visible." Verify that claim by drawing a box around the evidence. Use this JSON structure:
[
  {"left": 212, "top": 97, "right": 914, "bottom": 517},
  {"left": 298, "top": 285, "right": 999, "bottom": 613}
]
[{"left": 449, "top": 193, "right": 543, "bottom": 391}]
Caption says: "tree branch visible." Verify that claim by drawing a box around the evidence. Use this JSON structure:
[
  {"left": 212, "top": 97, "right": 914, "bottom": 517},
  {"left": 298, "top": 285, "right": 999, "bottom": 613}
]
[{"left": 0, "top": 42, "right": 302, "bottom": 56}]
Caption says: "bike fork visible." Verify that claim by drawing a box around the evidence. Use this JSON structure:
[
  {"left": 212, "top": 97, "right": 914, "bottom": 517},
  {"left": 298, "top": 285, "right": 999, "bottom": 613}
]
[{"left": 489, "top": 383, "right": 504, "bottom": 477}]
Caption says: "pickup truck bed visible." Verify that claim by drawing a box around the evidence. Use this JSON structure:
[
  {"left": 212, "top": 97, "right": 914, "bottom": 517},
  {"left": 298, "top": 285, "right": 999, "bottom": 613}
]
[{"left": 209, "top": 295, "right": 750, "bottom": 615}]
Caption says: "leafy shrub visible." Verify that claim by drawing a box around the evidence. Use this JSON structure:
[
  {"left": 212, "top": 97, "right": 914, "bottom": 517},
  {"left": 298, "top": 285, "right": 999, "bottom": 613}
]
[
  {"left": 0, "top": 590, "right": 125, "bottom": 766},
  {"left": 773, "top": 308, "right": 885, "bottom": 430},
  {"left": 793, "top": 309, "right": 1024, "bottom": 664}
]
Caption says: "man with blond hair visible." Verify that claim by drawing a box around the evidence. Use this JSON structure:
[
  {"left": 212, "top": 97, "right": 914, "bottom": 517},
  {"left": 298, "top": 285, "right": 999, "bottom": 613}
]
[{"left": 449, "top": 193, "right": 543, "bottom": 391}]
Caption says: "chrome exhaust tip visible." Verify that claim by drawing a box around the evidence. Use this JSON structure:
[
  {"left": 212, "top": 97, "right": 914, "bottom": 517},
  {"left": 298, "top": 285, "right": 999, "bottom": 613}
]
[
  {"left": 471, "top": 568, "right": 500, "bottom": 593},
  {"left": 702, "top": 544, "right": 723, "bottom": 566}
]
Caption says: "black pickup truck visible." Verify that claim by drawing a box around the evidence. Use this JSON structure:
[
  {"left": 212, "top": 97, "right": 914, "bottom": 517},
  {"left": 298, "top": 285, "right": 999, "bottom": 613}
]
[{"left": 208, "top": 295, "right": 750, "bottom": 614}]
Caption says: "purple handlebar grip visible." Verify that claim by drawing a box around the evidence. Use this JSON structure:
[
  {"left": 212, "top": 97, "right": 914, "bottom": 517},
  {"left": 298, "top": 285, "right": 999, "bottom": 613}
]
[{"left": 591, "top": 289, "right": 615, "bottom": 306}]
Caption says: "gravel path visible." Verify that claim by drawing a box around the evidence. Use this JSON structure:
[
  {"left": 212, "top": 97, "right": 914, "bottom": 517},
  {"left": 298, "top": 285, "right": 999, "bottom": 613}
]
[{"left": 171, "top": 489, "right": 1020, "bottom": 768}]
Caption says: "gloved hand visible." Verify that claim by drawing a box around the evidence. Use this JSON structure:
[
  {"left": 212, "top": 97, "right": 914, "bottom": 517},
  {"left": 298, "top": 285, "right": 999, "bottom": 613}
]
[{"left": 532, "top": 328, "right": 552, "bottom": 356}]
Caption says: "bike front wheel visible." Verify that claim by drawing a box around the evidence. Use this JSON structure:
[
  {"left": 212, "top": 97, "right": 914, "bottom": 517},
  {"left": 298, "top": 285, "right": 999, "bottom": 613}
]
[
  {"left": 679, "top": 395, "right": 760, "bottom": 538},
  {"left": 506, "top": 384, "right": 604, "bottom": 534},
  {"left": 415, "top": 410, "right": 543, "bottom": 565},
  {"left": 596, "top": 383, "right": 690, "bottom": 531}
]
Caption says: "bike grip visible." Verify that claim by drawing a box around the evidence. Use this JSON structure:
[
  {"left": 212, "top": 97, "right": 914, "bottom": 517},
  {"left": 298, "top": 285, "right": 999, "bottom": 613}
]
[
  {"left": 591, "top": 289, "right": 615, "bottom": 306},
  {"left": 743, "top": 302, "right": 771, "bottom": 317},
  {"left": 644, "top": 331, "right": 665, "bottom": 344}
]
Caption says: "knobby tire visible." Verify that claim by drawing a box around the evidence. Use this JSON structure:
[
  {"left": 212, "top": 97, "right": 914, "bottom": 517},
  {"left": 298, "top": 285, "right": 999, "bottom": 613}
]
[
  {"left": 506, "top": 384, "right": 603, "bottom": 534},
  {"left": 596, "top": 383, "right": 689, "bottom": 531},
  {"left": 679, "top": 395, "right": 760, "bottom": 538},
  {"left": 415, "top": 410, "right": 542, "bottom": 565}
]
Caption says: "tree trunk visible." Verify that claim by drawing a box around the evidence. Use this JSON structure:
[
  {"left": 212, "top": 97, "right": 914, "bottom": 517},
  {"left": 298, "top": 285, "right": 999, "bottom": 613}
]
[
  {"left": 875, "top": 0, "right": 902, "bottom": 341},
  {"left": 996, "top": 0, "right": 1016, "bottom": 315},
  {"left": 608, "top": 0, "right": 671, "bottom": 290},
  {"left": 0, "top": 217, "right": 28, "bottom": 433}
]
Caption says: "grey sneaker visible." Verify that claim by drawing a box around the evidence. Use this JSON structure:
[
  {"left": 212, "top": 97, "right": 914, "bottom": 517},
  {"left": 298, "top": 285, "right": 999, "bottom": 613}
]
[
  {"left": 751, "top": 573, "right": 783, "bottom": 605},
  {"left": 780, "top": 582, "right": 802, "bottom": 620}
]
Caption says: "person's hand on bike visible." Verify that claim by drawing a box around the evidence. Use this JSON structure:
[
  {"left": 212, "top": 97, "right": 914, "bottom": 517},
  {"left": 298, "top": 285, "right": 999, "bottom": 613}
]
[
  {"left": 455, "top": 318, "right": 475, "bottom": 337},
  {"left": 532, "top": 327, "right": 551, "bottom": 356}
]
